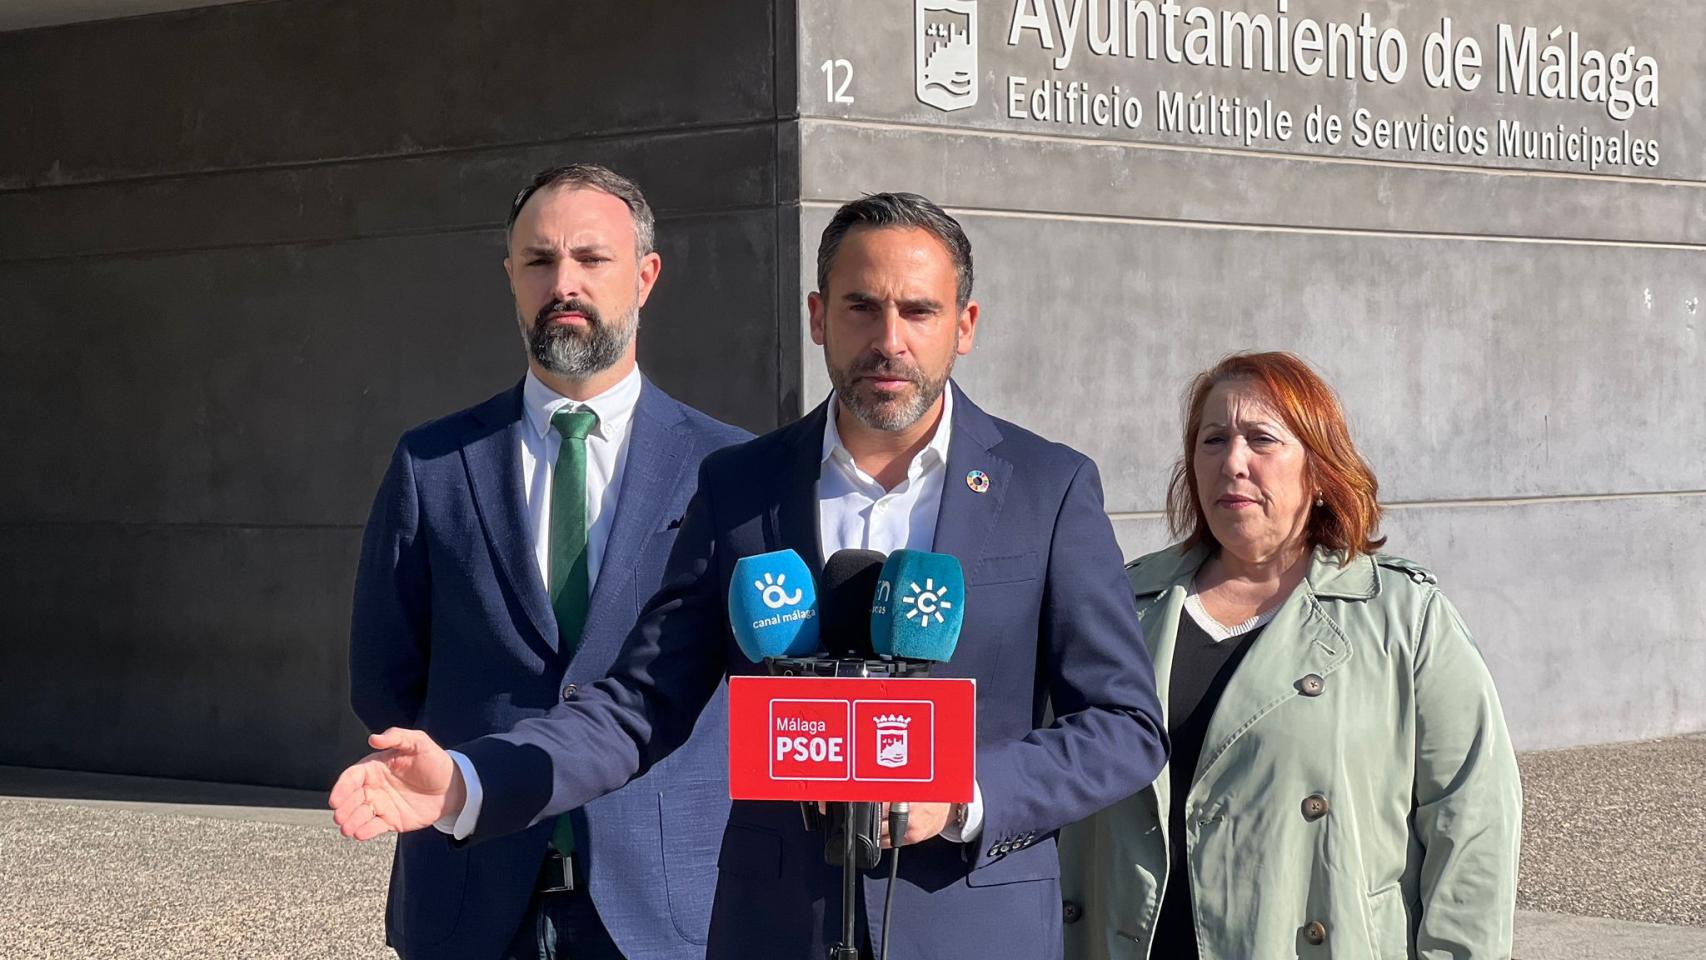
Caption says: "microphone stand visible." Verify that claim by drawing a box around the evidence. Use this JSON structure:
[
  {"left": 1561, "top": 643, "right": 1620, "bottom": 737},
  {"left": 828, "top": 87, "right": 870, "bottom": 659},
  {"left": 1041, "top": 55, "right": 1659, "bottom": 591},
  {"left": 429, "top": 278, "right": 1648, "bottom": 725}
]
[
  {"left": 830, "top": 802, "right": 859, "bottom": 960},
  {"left": 766, "top": 656, "right": 928, "bottom": 960}
]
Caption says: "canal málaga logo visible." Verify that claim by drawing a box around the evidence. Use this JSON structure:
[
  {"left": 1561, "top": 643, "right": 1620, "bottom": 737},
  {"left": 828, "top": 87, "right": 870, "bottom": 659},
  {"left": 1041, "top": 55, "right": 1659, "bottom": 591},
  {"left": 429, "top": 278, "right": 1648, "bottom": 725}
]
[{"left": 915, "top": 0, "right": 977, "bottom": 112}]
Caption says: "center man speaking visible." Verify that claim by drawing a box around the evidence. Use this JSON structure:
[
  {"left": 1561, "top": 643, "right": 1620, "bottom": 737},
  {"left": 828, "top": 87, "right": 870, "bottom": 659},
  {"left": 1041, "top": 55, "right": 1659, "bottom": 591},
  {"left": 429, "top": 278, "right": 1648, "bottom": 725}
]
[{"left": 333, "top": 193, "right": 1168, "bottom": 959}]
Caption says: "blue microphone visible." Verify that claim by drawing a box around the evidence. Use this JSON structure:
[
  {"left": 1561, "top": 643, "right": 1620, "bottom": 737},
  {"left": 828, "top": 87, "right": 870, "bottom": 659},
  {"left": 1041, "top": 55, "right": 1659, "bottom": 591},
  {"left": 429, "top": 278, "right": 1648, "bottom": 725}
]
[
  {"left": 729, "top": 549, "right": 821, "bottom": 662},
  {"left": 869, "top": 549, "right": 965, "bottom": 663}
]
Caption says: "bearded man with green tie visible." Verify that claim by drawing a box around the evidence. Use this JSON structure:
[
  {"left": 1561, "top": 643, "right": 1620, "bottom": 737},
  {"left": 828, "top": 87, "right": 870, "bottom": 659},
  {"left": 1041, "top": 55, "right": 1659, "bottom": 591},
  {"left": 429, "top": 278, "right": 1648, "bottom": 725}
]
[{"left": 349, "top": 164, "right": 749, "bottom": 960}]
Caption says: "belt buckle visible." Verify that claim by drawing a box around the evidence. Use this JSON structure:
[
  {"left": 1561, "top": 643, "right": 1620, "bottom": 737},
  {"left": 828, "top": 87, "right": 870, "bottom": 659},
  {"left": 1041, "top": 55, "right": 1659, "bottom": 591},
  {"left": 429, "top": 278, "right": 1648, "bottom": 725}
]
[{"left": 540, "top": 851, "right": 575, "bottom": 893}]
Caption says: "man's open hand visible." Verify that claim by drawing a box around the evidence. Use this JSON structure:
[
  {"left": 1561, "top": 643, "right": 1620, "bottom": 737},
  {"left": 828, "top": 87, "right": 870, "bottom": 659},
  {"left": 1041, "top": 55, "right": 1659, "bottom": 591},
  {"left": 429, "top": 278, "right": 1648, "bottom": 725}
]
[{"left": 329, "top": 728, "right": 464, "bottom": 840}]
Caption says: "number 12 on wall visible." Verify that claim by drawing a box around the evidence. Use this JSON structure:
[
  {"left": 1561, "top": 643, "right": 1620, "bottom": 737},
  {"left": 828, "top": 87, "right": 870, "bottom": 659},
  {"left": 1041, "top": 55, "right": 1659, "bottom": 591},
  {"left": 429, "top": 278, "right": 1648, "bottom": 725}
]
[{"left": 821, "top": 59, "right": 855, "bottom": 104}]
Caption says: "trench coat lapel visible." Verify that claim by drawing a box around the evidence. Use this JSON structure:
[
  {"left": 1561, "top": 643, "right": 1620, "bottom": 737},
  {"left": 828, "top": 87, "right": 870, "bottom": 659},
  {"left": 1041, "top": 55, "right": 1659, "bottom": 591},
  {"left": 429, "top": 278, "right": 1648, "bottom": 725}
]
[{"left": 1193, "top": 550, "right": 1358, "bottom": 784}]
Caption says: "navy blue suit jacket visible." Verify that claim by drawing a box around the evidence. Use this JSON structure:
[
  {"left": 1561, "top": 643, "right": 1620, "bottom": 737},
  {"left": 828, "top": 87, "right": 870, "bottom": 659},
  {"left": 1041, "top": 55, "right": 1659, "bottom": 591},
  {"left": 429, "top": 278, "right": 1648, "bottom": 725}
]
[
  {"left": 350, "top": 377, "right": 749, "bottom": 960},
  {"left": 457, "top": 384, "right": 1167, "bottom": 959}
]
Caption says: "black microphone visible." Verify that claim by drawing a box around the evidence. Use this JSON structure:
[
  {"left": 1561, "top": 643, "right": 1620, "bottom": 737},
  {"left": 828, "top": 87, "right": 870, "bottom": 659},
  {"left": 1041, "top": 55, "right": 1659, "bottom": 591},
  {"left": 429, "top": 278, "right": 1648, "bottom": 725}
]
[
  {"left": 820, "top": 548, "right": 885, "bottom": 658},
  {"left": 797, "top": 549, "right": 886, "bottom": 870},
  {"left": 766, "top": 549, "right": 930, "bottom": 680}
]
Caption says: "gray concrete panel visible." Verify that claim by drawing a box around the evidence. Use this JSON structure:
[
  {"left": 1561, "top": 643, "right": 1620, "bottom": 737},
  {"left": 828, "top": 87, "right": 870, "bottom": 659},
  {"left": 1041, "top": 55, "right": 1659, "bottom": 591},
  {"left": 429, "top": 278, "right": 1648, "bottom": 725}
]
[
  {"left": 0, "top": 522, "right": 368, "bottom": 788},
  {"left": 1113, "top": 494, "right": 1706, "bottom": 752},
  {"left": 0, "top": 0, "right": 783, "bottom": 188},
  {"left": 1382, "top": 495, "right": 1706, "bottom": 750},
  {"left": 638, "top": 210, "right": 789, "bottom": 431},
  {"left": 797, "top": 119, "right": 1706, "bottom": 246},
  {"left": 799, "top": 0, "right": 1701, "bottom": 181},
  {"left": 0, "top": 210, "right": 781, "bottom": 528},
  {"left": 0, "top": 125, "right": 780, "bottom": 262},
  {"left": 799, "top": 207, "right": 1706, "bottom": 511}
]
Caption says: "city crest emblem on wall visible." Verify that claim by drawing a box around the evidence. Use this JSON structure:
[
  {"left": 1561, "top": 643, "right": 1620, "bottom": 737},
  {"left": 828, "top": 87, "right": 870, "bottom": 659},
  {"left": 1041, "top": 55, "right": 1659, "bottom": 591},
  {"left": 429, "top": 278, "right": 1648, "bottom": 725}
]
[{"left": 915, "top": 0, "right": 978, "bottom": 112}]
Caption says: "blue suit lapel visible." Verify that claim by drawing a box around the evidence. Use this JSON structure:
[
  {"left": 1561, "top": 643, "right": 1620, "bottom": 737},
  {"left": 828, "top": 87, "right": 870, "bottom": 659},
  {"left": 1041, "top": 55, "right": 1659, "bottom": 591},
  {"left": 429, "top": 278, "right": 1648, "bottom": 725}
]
[
  {"left": 768, "top": 399, "right": 829, "bottom": 581},
  {"left": 461, "top": 383, "right": 559, "bottom": 651},
  {"left": 932, "top": 382, "right": 1013, "bottom": 582},
  {"left": 577, "top": 379, "right": 690, "bottom": 664}
]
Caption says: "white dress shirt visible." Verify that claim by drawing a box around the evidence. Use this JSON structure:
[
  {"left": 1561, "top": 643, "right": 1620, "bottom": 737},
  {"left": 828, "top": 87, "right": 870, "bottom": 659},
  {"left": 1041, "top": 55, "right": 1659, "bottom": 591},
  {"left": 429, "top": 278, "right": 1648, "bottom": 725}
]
[
  {"left": 815, "top": 389, "right": 982, "bottom": 841},
  {"left": 439, "top": 365, "right": 640, "bottom": 839},
  {"left": 445, "top": 385, "right": 982, "bottom": 842},
  {"left": 520, "top": 365, "right": 642, "bottom": 591}
]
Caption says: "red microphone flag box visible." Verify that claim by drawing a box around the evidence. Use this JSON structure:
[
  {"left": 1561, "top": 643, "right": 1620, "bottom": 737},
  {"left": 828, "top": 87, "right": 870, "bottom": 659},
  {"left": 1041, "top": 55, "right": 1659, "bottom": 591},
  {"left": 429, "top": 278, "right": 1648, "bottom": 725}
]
[{"left": 728, "top": 676, "right": 976, "bottom": 802}]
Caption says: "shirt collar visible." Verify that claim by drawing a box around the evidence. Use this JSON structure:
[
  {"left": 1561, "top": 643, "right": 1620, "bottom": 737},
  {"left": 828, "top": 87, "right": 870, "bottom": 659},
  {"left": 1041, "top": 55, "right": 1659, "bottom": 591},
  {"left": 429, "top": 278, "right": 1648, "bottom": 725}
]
[
  {"left": 820, "top": 385, "right": 954, "bottom": 482},
  {"left": 523, "top": 364, "right": 643, "bottom": 442}
]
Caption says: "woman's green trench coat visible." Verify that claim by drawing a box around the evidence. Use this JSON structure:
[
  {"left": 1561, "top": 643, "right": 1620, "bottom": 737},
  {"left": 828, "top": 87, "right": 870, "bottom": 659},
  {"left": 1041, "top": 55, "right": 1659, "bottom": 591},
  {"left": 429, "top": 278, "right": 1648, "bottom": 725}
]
[{"left": 1060, "top": 545, "right": 1522, "bottom": 959}]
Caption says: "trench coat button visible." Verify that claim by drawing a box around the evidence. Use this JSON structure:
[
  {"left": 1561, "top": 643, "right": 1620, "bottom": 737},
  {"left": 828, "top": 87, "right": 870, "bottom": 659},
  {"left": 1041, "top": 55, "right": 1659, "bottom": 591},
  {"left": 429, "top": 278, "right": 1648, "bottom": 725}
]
[
  {"left": 1062, "top": 900, "right": 1083, "bottom": 924},
  {"left": 1298, "top": 674, "right": 1326, "bottom": 697},
  {"left": 1304, "top": 920, "right": 1328, "bottom": 945},
  {"left": 561, "top": 683, "right": 578, "bottom": 701},
  {"left": 1301, "top": 794, "right": 1330, "bottom": 821}
]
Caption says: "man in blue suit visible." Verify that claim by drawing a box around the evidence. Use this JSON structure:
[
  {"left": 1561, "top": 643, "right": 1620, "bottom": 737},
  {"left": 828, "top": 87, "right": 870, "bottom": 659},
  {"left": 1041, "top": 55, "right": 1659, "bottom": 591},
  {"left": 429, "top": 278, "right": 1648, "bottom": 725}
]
[
  {"left": 336, "top": 193, "right": 1166, "bottom": 959},
  {"left": 348, "top": 164, "right": 748, "bottom": 960}
]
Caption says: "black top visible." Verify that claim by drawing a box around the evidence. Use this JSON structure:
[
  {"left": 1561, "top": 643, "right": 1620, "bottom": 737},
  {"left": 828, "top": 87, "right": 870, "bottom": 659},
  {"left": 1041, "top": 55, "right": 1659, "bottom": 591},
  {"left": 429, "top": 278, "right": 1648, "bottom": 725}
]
[{"left": 1150, "top": 609, "right": 1266, "bottom": 954}]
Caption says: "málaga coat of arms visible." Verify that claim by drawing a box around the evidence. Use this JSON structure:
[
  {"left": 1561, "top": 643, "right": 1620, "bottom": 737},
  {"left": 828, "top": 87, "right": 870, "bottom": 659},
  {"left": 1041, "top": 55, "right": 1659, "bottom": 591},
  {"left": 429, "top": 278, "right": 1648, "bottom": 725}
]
[{"left": 915, "top": 0, "right": 978, "bottom": 111}]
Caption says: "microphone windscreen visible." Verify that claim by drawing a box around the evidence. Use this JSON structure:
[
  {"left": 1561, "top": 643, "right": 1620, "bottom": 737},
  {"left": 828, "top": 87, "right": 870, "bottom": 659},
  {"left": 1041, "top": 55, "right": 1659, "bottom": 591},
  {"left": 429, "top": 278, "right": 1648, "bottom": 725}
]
[
  {"left": 728, "top": 549, "right": 821, "bottom": 661},
  {"left": 870, "top": 549, "right": 965, "bottom": 661},
  {"left": 819, "top": 549, "right": 886, "bottom": 658}
]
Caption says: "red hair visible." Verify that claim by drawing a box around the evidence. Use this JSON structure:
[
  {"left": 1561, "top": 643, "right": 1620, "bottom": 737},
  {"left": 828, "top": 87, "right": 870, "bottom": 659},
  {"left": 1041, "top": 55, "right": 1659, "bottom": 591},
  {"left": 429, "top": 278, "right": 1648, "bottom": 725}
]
[{"left": 1166, "top": 352, "right": 1385, "bottom": 559}]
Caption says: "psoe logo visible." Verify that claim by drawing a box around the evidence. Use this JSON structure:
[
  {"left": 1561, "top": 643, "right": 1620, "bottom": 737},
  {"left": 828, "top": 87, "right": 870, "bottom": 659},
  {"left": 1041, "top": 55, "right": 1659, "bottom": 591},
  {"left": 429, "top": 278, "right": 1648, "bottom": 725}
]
[{"left": 915, "top": 0, "right": 977, "bottom": 112}]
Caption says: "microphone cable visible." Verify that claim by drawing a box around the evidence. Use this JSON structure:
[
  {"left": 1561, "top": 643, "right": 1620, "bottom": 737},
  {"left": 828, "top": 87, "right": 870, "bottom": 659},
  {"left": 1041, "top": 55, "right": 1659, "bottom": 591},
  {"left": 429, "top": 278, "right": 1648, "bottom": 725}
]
[{"left": 879, "top": 802, "right": 909, "bottom": 960}]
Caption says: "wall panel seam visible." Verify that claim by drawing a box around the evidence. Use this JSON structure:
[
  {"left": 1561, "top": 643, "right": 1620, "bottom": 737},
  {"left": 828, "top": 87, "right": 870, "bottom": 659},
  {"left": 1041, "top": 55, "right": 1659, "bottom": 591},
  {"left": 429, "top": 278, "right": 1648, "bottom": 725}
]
[
  {"left": 797, "top": 201, "right": 1706, "bottom": 251},
  {"left": 801, "top": 118, "right": 1706, "bottom": 191},
  {"left": 0, "top": 203, "right": 785, "bottom": 266},
  {"left": 1106, "top": 489, "right": 1706, "bottom": 520},
  {"left": 0, "top": 521, "right": 364, "bottom": 532},
  {"left": 0, "top": 119, "right": 787, "bottom": 197}
]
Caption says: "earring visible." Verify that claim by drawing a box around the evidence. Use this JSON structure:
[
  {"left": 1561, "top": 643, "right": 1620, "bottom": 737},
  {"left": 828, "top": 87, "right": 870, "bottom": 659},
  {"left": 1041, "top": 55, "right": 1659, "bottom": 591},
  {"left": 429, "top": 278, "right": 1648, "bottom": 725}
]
[{"left": 1314, "top": 493, "right": 1325, "bottom": 507}]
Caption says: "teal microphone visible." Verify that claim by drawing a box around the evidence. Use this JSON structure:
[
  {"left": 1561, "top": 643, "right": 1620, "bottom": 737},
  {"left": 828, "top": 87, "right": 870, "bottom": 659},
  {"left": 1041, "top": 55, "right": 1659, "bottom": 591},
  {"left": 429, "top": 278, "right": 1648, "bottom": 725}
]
[{"left": 869, "top": 549, "right": 965, "bottom": 662}]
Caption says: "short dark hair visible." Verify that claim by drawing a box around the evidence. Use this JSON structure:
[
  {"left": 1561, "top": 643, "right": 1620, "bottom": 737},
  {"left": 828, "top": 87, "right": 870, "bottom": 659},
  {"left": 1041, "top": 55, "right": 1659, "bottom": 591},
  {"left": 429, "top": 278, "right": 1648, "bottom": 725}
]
[
  {"left": 506, "top": 164, "right": 655, "bottom": 255},
  {"left": 816, "top": 192, "right": 973, "bottom": 308}
]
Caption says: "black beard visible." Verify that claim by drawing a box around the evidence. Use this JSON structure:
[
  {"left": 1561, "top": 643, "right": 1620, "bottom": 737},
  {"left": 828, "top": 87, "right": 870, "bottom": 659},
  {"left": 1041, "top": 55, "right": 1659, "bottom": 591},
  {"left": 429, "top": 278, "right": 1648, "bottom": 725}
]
[{"left": 527, "top": 298, "right": 634, "bottom": 378}]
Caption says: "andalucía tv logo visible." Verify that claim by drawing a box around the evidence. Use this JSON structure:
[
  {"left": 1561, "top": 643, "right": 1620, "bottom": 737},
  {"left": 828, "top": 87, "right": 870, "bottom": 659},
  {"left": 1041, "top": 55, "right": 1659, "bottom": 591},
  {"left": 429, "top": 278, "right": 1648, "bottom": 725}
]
[
  {"left": 916, "top": 0, "right": 978, "bottom": 111},
  {"left": 900, "top": 578, "right": 953, "bottom": 627}
]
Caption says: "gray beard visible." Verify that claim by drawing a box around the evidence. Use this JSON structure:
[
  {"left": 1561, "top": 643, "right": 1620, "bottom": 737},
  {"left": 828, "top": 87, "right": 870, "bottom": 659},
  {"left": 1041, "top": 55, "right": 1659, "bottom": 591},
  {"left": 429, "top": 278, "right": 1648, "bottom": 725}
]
[
  {"left": 833, "top": 354, "right": 954, "bottom": 433},
  {"left": 526, "top": 307, "right": 637, "bottom": 379}
]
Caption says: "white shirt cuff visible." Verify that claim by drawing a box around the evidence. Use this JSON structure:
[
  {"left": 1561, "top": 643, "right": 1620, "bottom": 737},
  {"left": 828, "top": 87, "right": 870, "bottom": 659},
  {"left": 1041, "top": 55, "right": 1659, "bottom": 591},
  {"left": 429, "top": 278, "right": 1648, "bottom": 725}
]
[
  {"left": 938, "top": 779, "right": 983, "bottom": 842},
  {"left": 431, "top": 750, "right": 483, "bottom": 841}
]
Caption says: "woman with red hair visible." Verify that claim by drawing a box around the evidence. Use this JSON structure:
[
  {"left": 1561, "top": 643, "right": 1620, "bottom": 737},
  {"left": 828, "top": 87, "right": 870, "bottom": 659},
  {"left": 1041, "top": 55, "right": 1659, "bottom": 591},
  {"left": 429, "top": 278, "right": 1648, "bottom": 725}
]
[{"left": 1061, "top": 352, "right": 1521, "bottom": 959}]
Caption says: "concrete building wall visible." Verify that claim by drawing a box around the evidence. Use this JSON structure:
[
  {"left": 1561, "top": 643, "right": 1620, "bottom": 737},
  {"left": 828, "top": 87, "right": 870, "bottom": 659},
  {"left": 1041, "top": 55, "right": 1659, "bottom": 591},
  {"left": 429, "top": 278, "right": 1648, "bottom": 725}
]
[
  {"left": 1, "top": 0, "right": 1700, "bottom": 790},
  {"left": 0, "top": 0, "right": 797, "bottom": 788},
  {"left": 793, "top": 0, "right": 1704, "bottom": 750}
]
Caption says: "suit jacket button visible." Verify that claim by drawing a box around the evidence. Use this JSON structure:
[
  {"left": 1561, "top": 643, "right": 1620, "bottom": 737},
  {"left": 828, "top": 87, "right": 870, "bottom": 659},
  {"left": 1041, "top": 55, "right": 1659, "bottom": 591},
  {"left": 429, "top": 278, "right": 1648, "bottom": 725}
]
[
  {"left": 1304, "top": 920, "right": 1328, "bottom": 945},
  {"left": 1301, "top": 794, "right": 1329, "bottom": 821},
  {"left": 561, "top": 683, "right": 578, "bottom": 701},
  {"left": 987, "top": 845, "right": 1001, "bottom": 858},
  {"left": 1062, "top": 900, "right": 1083, "bottom": 924},
  {"left": 1298, "top": 674, "right": 1326, "bottom": 697}
]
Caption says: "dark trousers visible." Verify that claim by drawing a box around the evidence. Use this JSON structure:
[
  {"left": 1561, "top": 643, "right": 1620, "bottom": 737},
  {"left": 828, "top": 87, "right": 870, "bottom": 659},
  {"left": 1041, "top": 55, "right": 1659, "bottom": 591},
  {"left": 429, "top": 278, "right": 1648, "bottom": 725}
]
[{"left": 500, "top": 889, "right": 624, "bottom": 960}]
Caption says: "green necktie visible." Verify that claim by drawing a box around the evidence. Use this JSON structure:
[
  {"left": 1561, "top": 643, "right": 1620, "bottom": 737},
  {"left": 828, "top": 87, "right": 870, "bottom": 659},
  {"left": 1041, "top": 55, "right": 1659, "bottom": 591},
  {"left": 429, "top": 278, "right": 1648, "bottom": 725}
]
[{"left": 548, "top": 407, "right": 598, "bottom": 856}]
